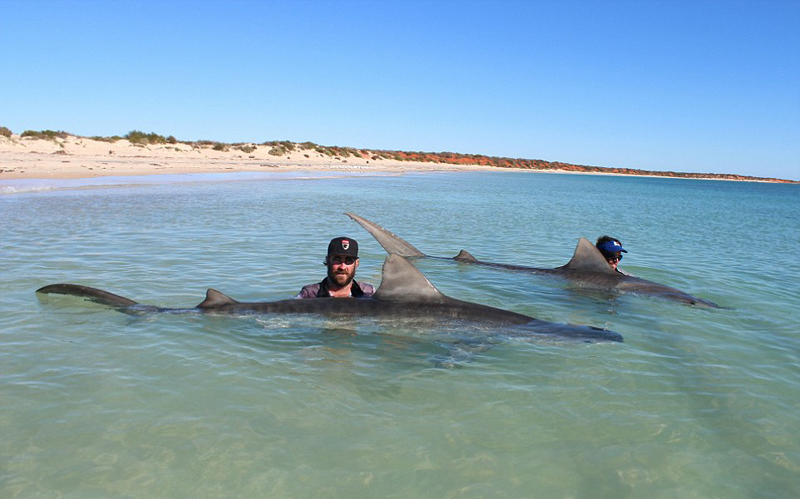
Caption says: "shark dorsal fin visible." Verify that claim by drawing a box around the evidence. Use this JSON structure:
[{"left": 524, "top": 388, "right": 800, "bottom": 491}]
[
  {"left": 374, "top": 254, "right": 446, "bottom": 302},
  {"left": 197, "top": 288, "right": 240, "bottom": 308},
  {"left": 346, "top": 213, "right": 426, "bottom": 257},
  {"left": 561, "top": 238, "right": 616, "bottom": 273},
  {"left": 454, "top": 249, "right": 478, "bottom": 262}
]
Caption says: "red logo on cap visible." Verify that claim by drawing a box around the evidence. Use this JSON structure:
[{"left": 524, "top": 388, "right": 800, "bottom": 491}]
[{"left": 342, "top": 240, "right": 350, "bottom": 250}]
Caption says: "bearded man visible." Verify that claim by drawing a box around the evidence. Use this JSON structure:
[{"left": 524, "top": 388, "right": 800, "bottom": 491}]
[{"left": 295, "top": 237, "right": 375, "bottom": 299}]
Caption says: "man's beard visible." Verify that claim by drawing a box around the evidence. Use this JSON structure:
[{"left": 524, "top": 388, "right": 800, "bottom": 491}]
[{"left": 328, "top": 266, "right": 355, "bottom": 287}]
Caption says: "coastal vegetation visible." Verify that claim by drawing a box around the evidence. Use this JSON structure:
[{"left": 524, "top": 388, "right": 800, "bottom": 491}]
[
  {"left": 125, "top": 130, "right": 167, "bottom": 145},
  {"left": 20, "top": 129, "right": 69, "bottom": 140},
  {"left": 1, "top": 125, "right": 795, "bottom": 183}
]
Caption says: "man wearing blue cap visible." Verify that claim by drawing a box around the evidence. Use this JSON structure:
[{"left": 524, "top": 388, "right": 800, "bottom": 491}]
[
  {"left": 596, "top": 235, "right": 629, "bottom": 275},
  {"left": 295, "top": 237, "right": 375, "bottom": 299}
]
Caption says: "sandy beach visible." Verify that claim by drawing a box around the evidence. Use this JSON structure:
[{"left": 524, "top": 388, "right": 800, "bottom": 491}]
[
  {"left": 0, "top": 133, "right": 506, "bottom": 180},
  {"left": 4, "top": 133, "right": 795, "bottom": 184}
]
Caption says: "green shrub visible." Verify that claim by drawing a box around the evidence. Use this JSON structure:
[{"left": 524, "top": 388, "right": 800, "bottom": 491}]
[
  {"left": 124, "top": 130, "right": 147, "bottom": 144},
  {"left": 341, "top": 147, "right": 361, "bottom": 158},
  {"left": 264, "top": 140, "right": 296, "bottom": 151},
  {"left": 125, "top": 130, "right": 167, "bottom": 145},
  {"left": 145, "top": 132, "right": 166, "bottom": 144},
  {"left": 0, "top": 126, "right": 12, "bottom": 137},
  {"left": 212, "top": 142, "right": 228, "bottom": 152},
  {"left": 237, "top": 145, "right": 256, "bottom": 154},
  {"left": 21, "top": 130, "right": 68, "bottom": 140},
  {"left": 90, "top": 135, "right": 123, "bottom": 143}
]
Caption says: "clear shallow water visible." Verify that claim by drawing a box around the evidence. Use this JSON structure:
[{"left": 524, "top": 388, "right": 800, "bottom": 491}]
[{"left": 2, "top": 171, "right": 799, "bottom": 498}]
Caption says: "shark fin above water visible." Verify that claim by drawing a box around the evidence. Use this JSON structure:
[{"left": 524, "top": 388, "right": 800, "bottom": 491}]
[
  {"left": 454, "top": 250, "right": 479, "bottom": 262},
  {"left": 345, "top": 213, "right": 425, "bottom": 257},
  {"left": 559, "top": 238, "right": 617, "bottom": 274},
  {"left": 35, "top": 283, "right": 139, "bottom": 307},
  {"left": 374, "top": 254, "right": 446, "bottom": 302},
  {"left": 197, "top": 288, "right": 240, "bottom": 308}
]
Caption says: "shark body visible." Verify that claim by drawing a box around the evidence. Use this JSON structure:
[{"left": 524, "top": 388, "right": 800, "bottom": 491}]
[
  {"left": 346, "top": 213, "right": 720, "bottom": 308},
  {"left": 36, "top": 254, "right": 623, "bottom": 342}
]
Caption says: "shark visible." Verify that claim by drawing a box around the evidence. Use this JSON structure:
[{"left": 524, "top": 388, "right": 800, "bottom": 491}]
[
  {"left": 36, "top": 254, "right": 623, "bottom": 343},
  {"left": 346, "top": 213, "right": 721, "bottom": 308}
]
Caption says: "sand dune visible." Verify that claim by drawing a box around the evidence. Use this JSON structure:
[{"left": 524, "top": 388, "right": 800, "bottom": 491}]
[{"left": 0, "top": 134, "right": 501, "bottom": 180}]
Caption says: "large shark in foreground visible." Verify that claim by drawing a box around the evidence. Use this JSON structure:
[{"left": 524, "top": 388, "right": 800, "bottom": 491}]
[
  {"left": 36, "top": 254, "right": 623, "bottom": 343},
  {"left": 346, "top": 213, "right": 721, "bottom": 308}
]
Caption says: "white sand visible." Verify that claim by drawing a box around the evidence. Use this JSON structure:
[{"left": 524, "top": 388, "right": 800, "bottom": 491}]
[
  {"left": 0, "top": 134, "right": 506, "bottom": 180},
  {"left": 4, "top": 133, "right": 788, "bottom": 184}
]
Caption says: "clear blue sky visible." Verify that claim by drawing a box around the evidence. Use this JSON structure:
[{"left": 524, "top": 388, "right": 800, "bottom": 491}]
[{"left": 2, "top": 0, "right": 798, "bottom": 180}]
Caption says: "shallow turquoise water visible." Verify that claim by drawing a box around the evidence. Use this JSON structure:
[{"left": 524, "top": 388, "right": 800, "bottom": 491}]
[{"left": 2, "top": 171, "right": 799, "bottom": 498}]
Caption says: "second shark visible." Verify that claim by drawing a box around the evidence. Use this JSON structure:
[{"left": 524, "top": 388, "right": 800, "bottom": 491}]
[{"left": 347, "top": 213, "right": 721, "bottom": 308}]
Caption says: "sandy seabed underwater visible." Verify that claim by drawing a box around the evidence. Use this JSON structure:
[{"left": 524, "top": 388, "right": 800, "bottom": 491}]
[{"left": 2, "top": 170, "right": 799, "bottom": 498}]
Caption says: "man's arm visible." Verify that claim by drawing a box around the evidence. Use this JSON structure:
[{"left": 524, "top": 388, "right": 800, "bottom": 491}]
[
  {"left": 295, "top": 283, "right": 320, "bottom": 299},
  {"left": 358, "top": 282, "right": 376, "bottom": 297}
]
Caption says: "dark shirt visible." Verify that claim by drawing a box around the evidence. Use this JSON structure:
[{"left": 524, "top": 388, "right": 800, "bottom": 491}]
[{"left": 295, "top": 278, "right": 375, "bottom": 299}]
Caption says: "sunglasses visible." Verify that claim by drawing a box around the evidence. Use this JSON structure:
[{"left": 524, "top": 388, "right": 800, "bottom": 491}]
[
  {"left": 330, "top": 256, "right": 357, "bottom": 266},
  {"left": 606, "top": 254, "right": 622, "bottom": 262}
]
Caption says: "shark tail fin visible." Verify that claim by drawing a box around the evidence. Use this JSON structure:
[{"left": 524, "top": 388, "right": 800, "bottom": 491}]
[
  {"left": 346, "top": 213, "right": 426, "bottom": 257},
  {"left": 197, "top": 289, "right": 240, "bottom": 309},
  {"left": 559, "top": 238, "right": 616, "bottom": 273},
  {"left": 374, "top": 254, "right": 446, "bottom": 302},
  {"left": 453, "top": 249, "right": 478, "bottom": 262},
  {"left": 36, "top": 284, "right": 139, "bottom": 307}
]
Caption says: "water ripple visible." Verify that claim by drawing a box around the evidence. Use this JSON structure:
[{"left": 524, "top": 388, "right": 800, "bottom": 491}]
[{"left": 2, "top": 172, "right": 799, "bottom": 497}]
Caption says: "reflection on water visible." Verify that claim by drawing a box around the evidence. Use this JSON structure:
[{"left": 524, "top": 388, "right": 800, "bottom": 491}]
[
  {"left": 0, "top": 170, "right": 402, "bottom": 194},
  {"left": 2, "top": 171, "right": 799, "bottom": 497}
]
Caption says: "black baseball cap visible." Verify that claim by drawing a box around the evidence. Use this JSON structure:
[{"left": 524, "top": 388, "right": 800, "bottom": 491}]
[{"left": 327, "top": 237, "right": 359, "bottom": 258}]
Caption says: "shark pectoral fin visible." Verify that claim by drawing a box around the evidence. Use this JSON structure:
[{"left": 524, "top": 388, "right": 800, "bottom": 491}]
[
  {"left": 345, "top": 213, "right": 426, "bottom": 257},
  {"left": 561, "top": 238, "right": 616, "bottom": 273},
  {"left": 373, "top": 254, "right": 447, "bottom": 302},
  {"left": 453, "top": 250, "right": 478, "bottom": 262},
  {"left": 197, "top": 289, "right": 240, "bottom": 308}
]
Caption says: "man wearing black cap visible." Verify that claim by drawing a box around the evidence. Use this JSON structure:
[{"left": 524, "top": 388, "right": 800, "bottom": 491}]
[
  {"left": 295, "top": 237, "right": 376, "bottom": 299},
  {"left": 596, "top": 235, "right": 629, "bottom": 275}
]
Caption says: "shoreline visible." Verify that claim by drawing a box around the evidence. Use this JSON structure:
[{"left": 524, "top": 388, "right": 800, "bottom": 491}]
[
  {"left": 0, "top": 133, "right": 505, "bottom": 180},
  {"left": 1, "top": 134, "right": 796, "bottom": 184}
]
